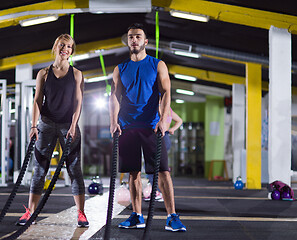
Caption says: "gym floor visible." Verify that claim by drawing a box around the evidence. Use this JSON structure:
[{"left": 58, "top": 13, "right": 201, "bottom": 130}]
[{"left": 0, "top": 177, "right": 297, "bottom": 240}]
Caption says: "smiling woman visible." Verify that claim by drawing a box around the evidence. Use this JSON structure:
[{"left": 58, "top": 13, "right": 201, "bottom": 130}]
[
  {"left": 15, "top": 33, "right": 89, "bottom": 228},
  {"left": 52, "top": 33, "right": 76, "bottom": 56}
]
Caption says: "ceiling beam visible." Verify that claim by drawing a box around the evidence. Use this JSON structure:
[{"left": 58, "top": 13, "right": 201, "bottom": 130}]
[
  {"left": 153, "top": 0, "right": 297, "bottom": 34},
  {"left": 83, "top": 66, "right": 115, "bottom": 78},
  {"left": 168, "top": 64, "right": 245, "bottom": 85},
  {"left": 82, "top": 64, "right": 238, "bottom": 96},
  {"left": 171, "top": 79, "right": 231, "bottom": 97},
  {"left": 0, "top": 37, "right": 124, "bottom": 72},
  {"left": 1, "top": 34, "right": 296, "bottom": 95},
  {"left": 168, "top": 64, "right": 297, "bottom": 95},
  {"left": 0, "top": 0, "right": 88, "bottom": 28},
  {"left": 1, "top": 1, "right": 297, "bottom": 34}
]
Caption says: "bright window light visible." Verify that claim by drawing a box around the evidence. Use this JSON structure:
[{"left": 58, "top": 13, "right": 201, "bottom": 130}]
[
  {"left": 174, "top": 51, "right": 200, "bottom": 58},
  {"left": 95, "top": 98, "right": 107, "bottom": 109},
  {"left": 174, "top": 74, "right": 197, "bottom": 82},
  {"left": 176, "top": 89, "right": 195, "bottom": 96},
  {"left": 175, "top": 99, "right": 185, "bottom": 104},
  {"left": 19, "top": 15, "right": 59, "bottom": 27},
  {"left": 170, "top": 10, "right": 209, "bottom": 22}
]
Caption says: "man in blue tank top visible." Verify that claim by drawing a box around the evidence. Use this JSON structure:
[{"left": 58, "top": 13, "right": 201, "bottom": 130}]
[{"left": 109, "top": 23, "right": 186, "bottom": 232}]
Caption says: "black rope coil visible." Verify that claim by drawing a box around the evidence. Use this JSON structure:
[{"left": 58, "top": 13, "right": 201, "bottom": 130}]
[
  {"left": 3, "top": 137, "right": 72, "bottom": 240},
  {"left": 0, "top": 135, "right": 36, "bottom": 223},
  {"left": 104, "top": 131, "right": 119, "bottom": 240},
  {"left": 142, "top": 130, "right": 162, "bottom": 240}
]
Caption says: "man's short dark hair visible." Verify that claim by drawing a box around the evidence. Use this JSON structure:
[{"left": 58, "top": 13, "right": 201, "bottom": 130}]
[{"left": 127, "top": 23, "right": 148, "bottom": 39}]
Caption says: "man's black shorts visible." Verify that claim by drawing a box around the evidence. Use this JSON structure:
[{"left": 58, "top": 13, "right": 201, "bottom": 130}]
[{"left": 118, "top": 128, "right": 169, "bottom": 173}]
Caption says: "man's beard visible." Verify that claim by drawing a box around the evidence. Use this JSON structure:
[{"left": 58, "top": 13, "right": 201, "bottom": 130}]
[{"left": 129, "top": 43, "right": 145, "bottom": 54}]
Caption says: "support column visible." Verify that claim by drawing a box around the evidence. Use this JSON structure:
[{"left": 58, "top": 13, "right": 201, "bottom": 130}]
[
  {"left": 246, "top": 63, "right": 262, "bottom": 189},
  {"left": 14, "top": 64, "right": 33, "bottom": 184},
  {"left": 232, "top": 84, "right": 245, "bottom": 183},
  {"left": 0, "top": 80, "right": 7, "bottom": 186},
  {"left": 205, "top": 96, "right": 225, "bottom": 178},
  {"left": 269, "top": 26, "right": 291, "bottom": 185}
]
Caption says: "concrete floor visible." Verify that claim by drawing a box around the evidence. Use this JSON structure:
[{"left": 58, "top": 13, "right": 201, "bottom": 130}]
[{"left": 1, "top": 177, "right": 297, "bottom": 240}]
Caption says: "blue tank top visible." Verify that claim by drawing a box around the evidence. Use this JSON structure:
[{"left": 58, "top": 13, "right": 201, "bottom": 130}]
[{"left": 118, "top": 55, "right": 161, "bottom": 129}]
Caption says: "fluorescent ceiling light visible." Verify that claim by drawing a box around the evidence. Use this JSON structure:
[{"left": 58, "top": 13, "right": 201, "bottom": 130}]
[
  {"left": 19, "top": 15, "right": 59, "bottom": 27},
  {"left": 71, "top": 53, "right": 90, "bottom": 62},
  {"left": 85, "top": 73, "right": 113, "bottom": 83},
  {"left": 174, "top": 51, "right": 200, "bottom": 58},
  {"left": 176, "top": 89, "right": 195, "bottom": 96},
  {"left": 170, "top": 10, "right": 209, "bottom": 22},
  {"left": 174, "top": 74, "right": 197, "bottom": 82},
  {"left": 92, "top": 11, "right": 104, "bottom": 14},
  {"left": 175, "top": 99, "right": 185, "bottom": 104}
]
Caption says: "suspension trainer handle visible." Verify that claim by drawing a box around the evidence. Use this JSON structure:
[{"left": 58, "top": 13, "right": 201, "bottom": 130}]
[
  {"left": 142, "top": 129, "right": 162, "bottom": 240},
  {"left": 104, "top": 130, "right": 120, "bottom": 240},
  {"left": 0, "top": 135, "right": 36, "bottom": 223},
  {"left": 3, "top": 136, "right": 72, "bottom": 240}
]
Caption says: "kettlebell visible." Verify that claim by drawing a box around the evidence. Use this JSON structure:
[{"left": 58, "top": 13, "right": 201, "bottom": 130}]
[
  {"left": 281, "top": 186, "right": 292, "bottom": 200},
  {"left": 88, "top": 176, "right": 103, "bottom": 195},
  {"left": 271, "top": 189, "right": 281, "bottom": 200},
  {"left": 234, "top": 176, "right": 244, "bottom": 190}
]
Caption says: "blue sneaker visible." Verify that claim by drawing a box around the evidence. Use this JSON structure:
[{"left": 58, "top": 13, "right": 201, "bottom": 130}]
[
  {"left": 118, "top": 212, "right": 146, "bottom": 229},
  {"left": 165, "top": 213, "right": 186, "bottom": 232}
]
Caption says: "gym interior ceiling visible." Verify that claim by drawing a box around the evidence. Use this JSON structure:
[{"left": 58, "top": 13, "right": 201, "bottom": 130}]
[{"left": 0, "top": 0, "right": 297, "bottom": 101}]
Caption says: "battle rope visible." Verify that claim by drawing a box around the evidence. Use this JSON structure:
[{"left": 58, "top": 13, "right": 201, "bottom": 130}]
[
  {"left": 0, "top": 135, "right": 36, "bottom": 223},
  {"left": 104, "top": 131, "right": 119, "bottom": 240},
  {"left": 3, "top": 137, "right": 72, "bottom": 240},
  {"left": 142, "top": 130, "right": 162, "bottom": 240}
]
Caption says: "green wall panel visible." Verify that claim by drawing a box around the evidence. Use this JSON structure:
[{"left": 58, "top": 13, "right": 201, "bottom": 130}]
[{"left": 204, "top": 96, "right": 225, "bottom": 178}]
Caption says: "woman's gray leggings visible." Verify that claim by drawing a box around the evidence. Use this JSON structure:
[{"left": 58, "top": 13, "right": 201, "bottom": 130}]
[{"left": 30, "top": 116, "right": 85, "bottom": 195}]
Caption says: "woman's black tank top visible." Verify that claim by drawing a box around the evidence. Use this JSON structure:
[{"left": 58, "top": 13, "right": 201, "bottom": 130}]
[{"left": 41, "top": 65, "right": 75, "bottom": 123}]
